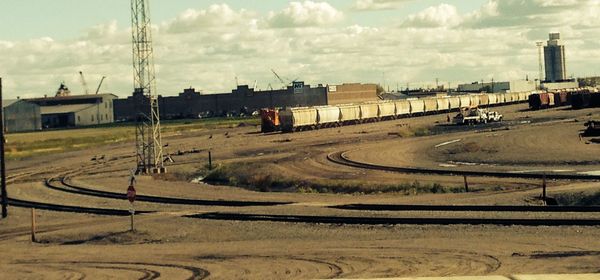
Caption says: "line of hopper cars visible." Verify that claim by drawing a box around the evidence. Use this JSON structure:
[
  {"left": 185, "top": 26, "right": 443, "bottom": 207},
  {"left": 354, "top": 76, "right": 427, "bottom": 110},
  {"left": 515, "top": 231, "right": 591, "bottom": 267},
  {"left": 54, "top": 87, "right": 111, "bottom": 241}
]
[
  {"left": 528, "top": 88, "right": 600, "bottom": 110},
  {"left": 261, "top": 91, "right": 535, "bottom": 133}
]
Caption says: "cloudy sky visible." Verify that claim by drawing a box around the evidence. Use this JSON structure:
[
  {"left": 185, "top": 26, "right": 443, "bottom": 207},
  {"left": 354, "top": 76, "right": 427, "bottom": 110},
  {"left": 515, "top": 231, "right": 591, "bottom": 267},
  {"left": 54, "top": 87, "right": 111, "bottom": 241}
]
[{"left": 1, "top": 0, "right": 599, "bottom": 98}]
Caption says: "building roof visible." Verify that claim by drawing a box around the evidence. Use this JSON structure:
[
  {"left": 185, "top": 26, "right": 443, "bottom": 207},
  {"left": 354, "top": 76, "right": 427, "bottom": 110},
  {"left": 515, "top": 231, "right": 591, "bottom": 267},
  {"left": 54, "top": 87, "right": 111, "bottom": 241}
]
[
  {"left": 27, "top": 93, "right": 117, "bottom": 103},
  {"left": 40, "top": 104, "right": 96, "bottom": 115},
  {"left": 2, "top": 99, "right": 19, "bottom": 108}
]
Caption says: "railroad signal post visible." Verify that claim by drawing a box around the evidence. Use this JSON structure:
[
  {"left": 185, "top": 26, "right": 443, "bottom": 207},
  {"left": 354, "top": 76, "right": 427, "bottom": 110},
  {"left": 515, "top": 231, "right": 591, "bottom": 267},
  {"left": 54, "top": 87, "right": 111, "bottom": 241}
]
[
  {"left": 127, "top": 174, "right": 137, "bottom": 232},
  {"left": 542, "top": 174, "right": 547, "bottom": 205},
  {"left": 31, "top": 208, "right": 37, "bottom": 242}
]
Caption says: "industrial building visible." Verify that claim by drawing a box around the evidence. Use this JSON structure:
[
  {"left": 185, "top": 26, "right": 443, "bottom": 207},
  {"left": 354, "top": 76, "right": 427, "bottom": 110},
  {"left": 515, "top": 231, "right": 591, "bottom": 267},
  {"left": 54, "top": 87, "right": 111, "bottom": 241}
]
[
  {"left": 541, "top": 81, "right": 578, "bottom": 91},
  {"left": 326, "top": 83, "right": 381, "bottom": 105},
  {"left": 26, "top": 93, "right": 117, "bottom": 129},
  {"left": 3, "top": 100, "right": 42, "bottom": 133},
  {"left": 457, "top": 80, "right": 536, "bottom": 93},
  {"left": 544, "top": 33, "right": 567, "bottom": 82},
  {"left": 114, "top": 82, "right": 328, "bottom": 121}
]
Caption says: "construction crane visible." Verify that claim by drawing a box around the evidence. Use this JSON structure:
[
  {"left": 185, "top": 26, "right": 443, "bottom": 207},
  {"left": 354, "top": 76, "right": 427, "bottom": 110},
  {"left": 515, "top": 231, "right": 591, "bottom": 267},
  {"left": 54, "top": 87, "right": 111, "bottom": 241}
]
[
  {"left": 79, "top": 71, "right": 90, "bottom": 95},
  {"left": 271, "top": 69, "right": 287, "bottom": 89},
  {"left": 131, "top": 0, "right": 165, "bottom": 174},
  {"left": 95, "top": 76, "right": 106, "bottom": 94}
]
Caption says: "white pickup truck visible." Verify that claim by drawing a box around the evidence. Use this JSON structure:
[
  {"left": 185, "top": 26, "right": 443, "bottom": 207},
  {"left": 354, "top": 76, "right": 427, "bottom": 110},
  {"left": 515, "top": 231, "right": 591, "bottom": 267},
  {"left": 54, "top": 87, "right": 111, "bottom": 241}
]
[{"left": 453, "top": 107, "right": 503, "bottom": 125}]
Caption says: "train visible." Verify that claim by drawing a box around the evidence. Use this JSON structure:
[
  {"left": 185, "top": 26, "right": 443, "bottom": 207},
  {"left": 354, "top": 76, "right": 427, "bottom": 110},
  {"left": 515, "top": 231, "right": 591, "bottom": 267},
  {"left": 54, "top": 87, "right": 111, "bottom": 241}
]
[
  {"left": 528, "top": 87, "right": 599, "bottom": 110},
  {"left": 261, "top": 91, "right": 535, "bottom": 133}
]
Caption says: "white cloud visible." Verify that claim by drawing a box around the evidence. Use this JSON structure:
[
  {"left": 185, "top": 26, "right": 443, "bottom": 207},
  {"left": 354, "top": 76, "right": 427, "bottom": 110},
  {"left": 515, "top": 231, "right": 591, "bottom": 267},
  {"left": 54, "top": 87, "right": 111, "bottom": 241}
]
[
  {"left": 163, "top": 4, "right": 252, "bottom": 33},
  {"left": 266, "top": 1, "right": 343, "bottom": 28},
  {"left": 401, "top": 4, "right": 462, "bottom": 28},
  {"left": 352, "top": 0, "right": 412, "bottom": 11}
]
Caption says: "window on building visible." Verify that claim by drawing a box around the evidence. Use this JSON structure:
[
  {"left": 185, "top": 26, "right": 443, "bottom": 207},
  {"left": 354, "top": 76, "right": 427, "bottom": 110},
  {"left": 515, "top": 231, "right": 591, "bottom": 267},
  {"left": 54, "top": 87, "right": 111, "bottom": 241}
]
[
  {"left": 105, "top": 102, "right": 108, "bottom": 109},
  {"left": 92, "top": 115, "right": 94, "bottom": 122},
  {"left": 106, "top": 114, "right": 108, "bottom": 121},
  {"left": 77, "top": 116, "right": 80, "bottom": 123},
  {"left": 100, "top": 115, "right": 103, "bottom": 121}
]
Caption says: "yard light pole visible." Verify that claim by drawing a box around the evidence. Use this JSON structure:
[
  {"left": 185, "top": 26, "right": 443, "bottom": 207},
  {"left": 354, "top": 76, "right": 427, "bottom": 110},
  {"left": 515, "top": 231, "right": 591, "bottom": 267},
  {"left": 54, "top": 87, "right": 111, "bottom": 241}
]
[{"left": 0, "top": 77, "right": 8, "bottom": 218}]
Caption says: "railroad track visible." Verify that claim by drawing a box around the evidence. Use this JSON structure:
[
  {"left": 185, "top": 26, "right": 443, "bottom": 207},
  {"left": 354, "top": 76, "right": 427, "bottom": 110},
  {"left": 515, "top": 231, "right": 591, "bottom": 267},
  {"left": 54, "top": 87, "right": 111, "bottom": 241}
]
[
  {"left": 327, "top": 151, "right": 600, "bottom": 180},
  {"left": 7, "top": 197, "right": 152, "bottom": 216},
  {"left": 188, "top": 212, "right": 600, "bottom": 227},
  {"left": 43, "top": 176, "right": 290, "bottom": 207},
  {"left": 332, "top": 203, "right": 600, "bottom": 212}
]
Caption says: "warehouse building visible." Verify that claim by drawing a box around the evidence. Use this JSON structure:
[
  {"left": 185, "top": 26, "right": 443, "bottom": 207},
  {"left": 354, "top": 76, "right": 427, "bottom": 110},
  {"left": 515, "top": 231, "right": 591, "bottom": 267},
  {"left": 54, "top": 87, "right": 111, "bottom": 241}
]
[
  {"left": 3, "top": 100, "right": 42, "bottom": 133},
  {"left": 327, "top": 83, "right": 381, "bottom": 105},
  {"left": 326, "top": 83, "right": 381, "bottom": 105},
  {"left": 26, "top": 94, "right": 117, "bottom": 129},
  {"left": 457, "top": 80, "right": 535, "bottom": 93}
]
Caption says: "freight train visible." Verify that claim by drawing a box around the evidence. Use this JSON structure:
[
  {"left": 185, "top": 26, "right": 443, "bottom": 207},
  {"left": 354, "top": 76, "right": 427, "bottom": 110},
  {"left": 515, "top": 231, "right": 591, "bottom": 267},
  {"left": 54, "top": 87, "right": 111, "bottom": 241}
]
[
  {"left": 261, "top": 91, "right": 534, "bottom": 133},
  {"left": 528, "top": 87, "right": 599, "bottom": 110}
]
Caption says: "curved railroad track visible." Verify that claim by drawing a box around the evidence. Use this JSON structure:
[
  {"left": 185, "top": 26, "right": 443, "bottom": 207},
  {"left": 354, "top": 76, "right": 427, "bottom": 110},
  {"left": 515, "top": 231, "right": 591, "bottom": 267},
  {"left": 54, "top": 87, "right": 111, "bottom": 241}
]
[
  {"left": 44, "top": 176, "right": 290, "bottom": 207},
  {"left": 7, "top": 197, "right": 153, "bottom": 216},
  {"left": 327, "top": 151, "right": 600, "bottom": 180}
]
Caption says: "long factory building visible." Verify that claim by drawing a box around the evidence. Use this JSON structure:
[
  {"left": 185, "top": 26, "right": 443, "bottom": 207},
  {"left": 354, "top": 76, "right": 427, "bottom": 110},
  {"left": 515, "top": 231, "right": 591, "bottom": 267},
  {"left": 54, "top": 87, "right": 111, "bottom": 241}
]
[{"left": 3, "top": 82, "right": 380, "bottom": 132}]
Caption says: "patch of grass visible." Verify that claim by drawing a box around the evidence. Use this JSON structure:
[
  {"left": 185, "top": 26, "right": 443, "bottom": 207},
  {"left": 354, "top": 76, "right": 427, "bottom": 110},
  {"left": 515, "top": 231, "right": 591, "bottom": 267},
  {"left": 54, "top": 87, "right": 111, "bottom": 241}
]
[
  {"left": 412, "top": 127, "right": 432, "bottom": 137},
  {"left": 5, "top": 117, "right": 259, "bottom": 160},
  {"left": 554, "top": 191, "right": 600, "bottom": 206},
  {"left": 200, "top": 163, "right": 465, "bottom": 195}
]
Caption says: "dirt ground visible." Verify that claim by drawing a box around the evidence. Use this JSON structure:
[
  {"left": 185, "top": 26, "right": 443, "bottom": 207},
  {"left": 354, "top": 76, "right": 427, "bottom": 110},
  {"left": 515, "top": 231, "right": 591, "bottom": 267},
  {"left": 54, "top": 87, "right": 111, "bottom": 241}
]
[{"left": 1, "top": 103, "right": 599, "bottom": 279}]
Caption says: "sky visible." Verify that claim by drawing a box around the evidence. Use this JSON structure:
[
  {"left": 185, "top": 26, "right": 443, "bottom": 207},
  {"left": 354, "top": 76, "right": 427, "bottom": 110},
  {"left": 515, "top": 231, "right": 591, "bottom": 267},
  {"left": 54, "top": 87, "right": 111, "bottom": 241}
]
[{"left": 1, "top": 0, "right": 599, "bottom": 98}]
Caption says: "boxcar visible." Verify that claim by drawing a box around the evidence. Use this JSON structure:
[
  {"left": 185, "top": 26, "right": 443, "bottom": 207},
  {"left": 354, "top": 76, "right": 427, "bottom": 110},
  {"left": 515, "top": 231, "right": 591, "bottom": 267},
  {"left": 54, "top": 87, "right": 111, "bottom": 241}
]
[
  {"left": 378, "top": 101, "right": 396, "bottom": 120},
  {"left": 408, "top": 99, "right": 425, "bottom": 115},
  {"left": 338, "top": 104, "right": 361, "bottom": 124},
  {"left": 394, "top": 100, "right": 411, "bottom": 116},
  {"left": 279, "top": 107, "right": 318, "bottom": 132},
  {"left": 591, "top": 92, "right": 600, "bottom": 108},
  {"left": 360, "top": 103, "right": 380, "bottom": 122},
  {"left": 316, "top": 106, "right": 341, "bottom": 127},
  {"left": 572, "top": 92, "right": 591, "bottom": 109}
]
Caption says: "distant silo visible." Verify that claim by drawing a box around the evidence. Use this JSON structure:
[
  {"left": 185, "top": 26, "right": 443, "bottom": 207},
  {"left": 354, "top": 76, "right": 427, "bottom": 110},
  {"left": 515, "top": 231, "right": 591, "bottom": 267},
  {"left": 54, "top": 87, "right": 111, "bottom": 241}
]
[{"left": 544, "top": 33, "right": 567, "bottom": 82}]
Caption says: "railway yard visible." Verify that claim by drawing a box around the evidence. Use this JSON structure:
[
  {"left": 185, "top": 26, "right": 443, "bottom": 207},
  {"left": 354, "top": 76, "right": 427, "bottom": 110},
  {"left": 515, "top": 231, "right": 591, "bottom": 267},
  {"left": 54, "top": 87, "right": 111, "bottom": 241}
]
[{"left": 1, "top": 101, "right": 600, "bottom": 279}]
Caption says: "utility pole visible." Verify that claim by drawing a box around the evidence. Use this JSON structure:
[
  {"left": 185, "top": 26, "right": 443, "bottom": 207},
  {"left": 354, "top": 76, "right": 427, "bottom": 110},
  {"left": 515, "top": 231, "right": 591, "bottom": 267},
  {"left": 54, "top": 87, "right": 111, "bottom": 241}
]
[
  {"left": 131, "top": 0, "right": 165, "bottom": 174},
  {"left": 0, "top": 77, "right": 7, "bottom": 218},
  {"left": 536, "top": 41, "right": 544, "bottom": 90}
]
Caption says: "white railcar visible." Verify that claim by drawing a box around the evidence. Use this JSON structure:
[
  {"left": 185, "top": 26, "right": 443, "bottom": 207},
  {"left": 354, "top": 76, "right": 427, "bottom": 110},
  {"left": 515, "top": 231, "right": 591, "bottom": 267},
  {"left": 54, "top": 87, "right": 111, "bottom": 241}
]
[
  {"left": 316, "top": 106, "right": 341, "bottom": 127},
  {"left": 378, "top": 101, "right": 396, "bottom": 120},
  {"left": 409, "top": 99, "right": 425, "bottom": 115},
  {"left": 338, "top": 104, "right": 361, "bottom": 124},
  {"left": 279, "top": 107, "right": 318, "bottom": 132},
  {"left": 394, "top": 100, "right": 411, "bottom": 116}
]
